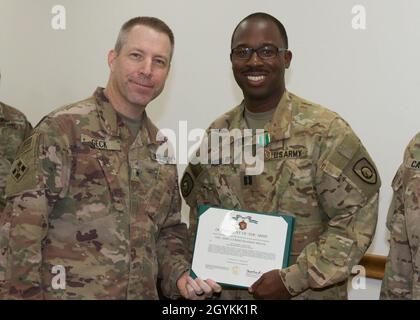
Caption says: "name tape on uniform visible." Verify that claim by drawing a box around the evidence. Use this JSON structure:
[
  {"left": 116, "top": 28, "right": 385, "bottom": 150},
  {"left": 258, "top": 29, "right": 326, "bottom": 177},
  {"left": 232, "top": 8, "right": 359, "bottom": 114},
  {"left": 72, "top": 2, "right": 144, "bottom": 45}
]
[
  {"left": 81, "top": 134, "right": 121, "bottom": 151},
  {"left": 406, "top": 158, "right": 420, "bottom": 170},
  {"left": 264, "top": 148, "right": 307, "bottom": 161}
]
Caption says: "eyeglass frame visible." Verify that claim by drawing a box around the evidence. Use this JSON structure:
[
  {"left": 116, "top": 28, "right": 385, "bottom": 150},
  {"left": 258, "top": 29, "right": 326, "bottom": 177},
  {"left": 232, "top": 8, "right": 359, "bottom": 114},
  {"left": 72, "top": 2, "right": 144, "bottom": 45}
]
[{"left": 230, "top": 45, "right": 288, "bottom": 61}]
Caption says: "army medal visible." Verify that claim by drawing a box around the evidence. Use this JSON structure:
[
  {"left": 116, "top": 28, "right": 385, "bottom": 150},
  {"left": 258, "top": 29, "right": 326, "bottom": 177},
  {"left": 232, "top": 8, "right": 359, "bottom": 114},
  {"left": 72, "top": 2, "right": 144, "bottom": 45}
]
[{"left": 258, "top": 132, "right": 271, "bottom": 147}]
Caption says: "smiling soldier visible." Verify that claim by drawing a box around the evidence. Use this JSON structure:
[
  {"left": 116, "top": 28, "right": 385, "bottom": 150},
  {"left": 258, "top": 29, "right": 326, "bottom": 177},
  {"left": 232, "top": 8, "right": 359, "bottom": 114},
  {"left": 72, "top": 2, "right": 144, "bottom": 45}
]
[
  {"left": 181, "top": 12, "right": 380, "bottom": 300},
  {"left": 0, "top": 16, "right": 219, "bottom": 300}
]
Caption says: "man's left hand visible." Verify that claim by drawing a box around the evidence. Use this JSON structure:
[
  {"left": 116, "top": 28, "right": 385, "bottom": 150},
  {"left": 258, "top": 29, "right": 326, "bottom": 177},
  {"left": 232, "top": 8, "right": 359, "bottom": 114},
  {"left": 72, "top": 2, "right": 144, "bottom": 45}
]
[
  {"left": 249, "top": 269, "right": 292, "bottom": 300},
  {"left": 177, "top": 272, "right": 221, "bottom": 300}
]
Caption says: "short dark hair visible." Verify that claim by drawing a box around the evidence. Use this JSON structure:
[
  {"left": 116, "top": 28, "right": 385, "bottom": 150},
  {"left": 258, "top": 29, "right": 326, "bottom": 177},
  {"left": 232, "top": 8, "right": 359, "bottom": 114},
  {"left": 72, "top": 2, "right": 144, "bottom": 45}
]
[
  {"left": 231, "top": 12, "right": 288, "bottom": 49},
  {"left": 114, "top": 16, "right": 174, "bottom": 58}
]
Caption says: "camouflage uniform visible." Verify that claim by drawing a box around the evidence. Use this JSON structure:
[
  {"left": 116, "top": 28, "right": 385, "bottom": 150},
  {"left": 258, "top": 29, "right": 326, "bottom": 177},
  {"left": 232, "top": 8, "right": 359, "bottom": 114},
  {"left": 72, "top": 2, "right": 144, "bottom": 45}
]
[
  {"left": 381, "top": 133, "right": 420, "bottom": 299},
  {"left": 0, "top": 102, "right": 32, "bottom": 213},
  {"left": 182, "top": 91, "right": 380, "bottom": 299},
  {"left": 0, "top": 102, "right": 32, "bottom": 293},
  {"left": 0, "top": 88, "right": 189, "bottom": 299}
]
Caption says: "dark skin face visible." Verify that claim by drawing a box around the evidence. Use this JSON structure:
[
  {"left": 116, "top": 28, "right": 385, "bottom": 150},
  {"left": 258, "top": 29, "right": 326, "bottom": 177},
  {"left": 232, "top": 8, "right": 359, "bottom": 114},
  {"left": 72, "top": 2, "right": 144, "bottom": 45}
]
[{"left": 231, "top": 18, "right": 292, "bottom": 113}]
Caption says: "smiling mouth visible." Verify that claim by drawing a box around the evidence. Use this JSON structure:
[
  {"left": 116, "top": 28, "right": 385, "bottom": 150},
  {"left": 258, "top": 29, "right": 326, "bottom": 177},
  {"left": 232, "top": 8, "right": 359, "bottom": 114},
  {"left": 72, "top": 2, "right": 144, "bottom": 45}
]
[
  {"left": 244, "top": 74, "right": 267, "bottom": 86},
  {"left": 247, "top": 75, "right": 266, "bottom": 82},
  {"left": 131, "top": 80, "right": 153, "bottom": 89}
]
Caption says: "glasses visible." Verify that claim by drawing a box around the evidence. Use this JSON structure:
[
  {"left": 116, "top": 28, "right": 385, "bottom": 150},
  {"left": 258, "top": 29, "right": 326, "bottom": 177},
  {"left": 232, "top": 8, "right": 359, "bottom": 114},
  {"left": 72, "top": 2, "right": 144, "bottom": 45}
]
[{"left": 231, "top": 45, "right": 287, "bottom": 60}]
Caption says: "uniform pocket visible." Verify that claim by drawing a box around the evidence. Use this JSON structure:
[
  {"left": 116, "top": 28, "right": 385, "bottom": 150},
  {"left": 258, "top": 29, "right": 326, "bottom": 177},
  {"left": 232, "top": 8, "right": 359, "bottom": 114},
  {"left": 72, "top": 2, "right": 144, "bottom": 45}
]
[
  {"left": 274, "top": 159, "right": 316, "bottom": 217},
  {"left": 70, "top": 148, "right": 123, "bottom": 222},
  {"left": 141, "top": 162, "right": 176, "bottom": 226}
]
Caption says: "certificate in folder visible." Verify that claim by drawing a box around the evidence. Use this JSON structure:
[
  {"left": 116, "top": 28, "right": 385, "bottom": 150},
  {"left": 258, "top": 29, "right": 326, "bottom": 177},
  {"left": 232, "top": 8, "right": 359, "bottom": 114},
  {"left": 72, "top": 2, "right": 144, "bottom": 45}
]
[{"left": 190, "top": 205, "right": 294, "bottom": 288}]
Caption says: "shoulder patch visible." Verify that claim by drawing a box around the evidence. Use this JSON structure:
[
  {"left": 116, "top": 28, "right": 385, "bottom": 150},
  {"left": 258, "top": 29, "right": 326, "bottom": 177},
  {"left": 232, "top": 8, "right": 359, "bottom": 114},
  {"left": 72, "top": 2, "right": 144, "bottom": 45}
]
[
  {"left": 10, "top": 158, "right": 29, "bottom": 182},
  {"left": 5, "top": 133, "right": 40, "bottom": 197},
  {"left": 181, "top": 172, "right": 193, "bottom": 198},
  {"left": 353, "top": 158, "right": 377, "bottom": 184},
  {"left": 341, "top": 146, "right": 381, "bottom": 200},
  {"left": 181, "top": 163, "right": 205, "bottom": 203}
]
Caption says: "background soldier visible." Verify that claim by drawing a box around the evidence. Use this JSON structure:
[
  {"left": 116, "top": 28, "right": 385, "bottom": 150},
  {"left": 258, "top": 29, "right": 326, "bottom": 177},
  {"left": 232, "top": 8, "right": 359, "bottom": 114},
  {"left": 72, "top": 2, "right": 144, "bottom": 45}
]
[
  {"left": 0, "top": 71, "right": 32, "bottom": 293},
  {"left": 381, "top": 133, "right": 420, "bottom": 299},
  {"left": 0, "top": 101, "right": 32, "bottom": 213},
  {"left": 0, "top": 17, "right": 218, "bottom": 299},
  {"left": 182, "top": 12, "right": 380, "bottom": 299}
]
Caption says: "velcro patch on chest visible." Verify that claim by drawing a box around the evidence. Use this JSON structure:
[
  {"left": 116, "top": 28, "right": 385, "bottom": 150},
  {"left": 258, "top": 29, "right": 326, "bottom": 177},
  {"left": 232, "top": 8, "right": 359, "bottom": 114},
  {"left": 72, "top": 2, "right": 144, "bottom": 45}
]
[
  {"left": 81, "top": 134, "right": 121, "bottom": 151},
  {"left": 405, "top": 158, "right": 420, "bottom": 170},
  {"left": 264, "top": 148, "right": 307, "bottom": 161}
]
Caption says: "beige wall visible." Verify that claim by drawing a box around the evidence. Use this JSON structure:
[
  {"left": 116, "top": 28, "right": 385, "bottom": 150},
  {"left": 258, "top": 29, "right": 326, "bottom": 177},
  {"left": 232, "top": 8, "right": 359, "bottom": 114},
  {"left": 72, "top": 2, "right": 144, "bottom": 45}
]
[{"left": 1, "top": 0, "right": 419, "bottom": 299}]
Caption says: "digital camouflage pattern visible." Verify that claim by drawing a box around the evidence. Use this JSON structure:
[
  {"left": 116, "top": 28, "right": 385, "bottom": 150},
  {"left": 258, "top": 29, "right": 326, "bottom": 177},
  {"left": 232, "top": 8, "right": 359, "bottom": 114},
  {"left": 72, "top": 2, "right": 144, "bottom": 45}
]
[
  {"left": 381, "top": 132, "right": 420, "bottom": 300},
  {"left": 0, "top": 102, "right": 32, "bottom": 213},
  {"left": 0, "top": 102, "right": 32, "bottom": 293},
  {"left": 182, "top": 91, "right": 380, "bottom": 299},
  {"left": 0, "top": 88, "right": 189, "bottom": 299}
]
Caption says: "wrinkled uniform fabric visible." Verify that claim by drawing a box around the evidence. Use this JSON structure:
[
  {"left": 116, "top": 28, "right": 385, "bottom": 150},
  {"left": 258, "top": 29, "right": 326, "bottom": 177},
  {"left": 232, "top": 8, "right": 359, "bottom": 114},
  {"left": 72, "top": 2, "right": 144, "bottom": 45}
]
[
  {"left": 0, "top": 88, "right": 189, "bottom": 299},
  {"left": 0, "top": 102, "right": 32, "bottom": 213},
  {"left": 0, "top": 102, "right": 32, "bottom": 292},
  {"left": 182, "top": 91, "right": 380, "bottom": 299},
  {"left": 381, "top": 132, "right": 420, "bottom": 299}
]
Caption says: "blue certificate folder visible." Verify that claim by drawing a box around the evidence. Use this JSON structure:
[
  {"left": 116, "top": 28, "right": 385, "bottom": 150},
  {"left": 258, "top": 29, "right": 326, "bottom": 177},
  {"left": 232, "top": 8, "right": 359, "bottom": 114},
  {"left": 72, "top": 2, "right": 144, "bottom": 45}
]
[{"left": 190, "top": 205, "right": 295, "bottom": 288}]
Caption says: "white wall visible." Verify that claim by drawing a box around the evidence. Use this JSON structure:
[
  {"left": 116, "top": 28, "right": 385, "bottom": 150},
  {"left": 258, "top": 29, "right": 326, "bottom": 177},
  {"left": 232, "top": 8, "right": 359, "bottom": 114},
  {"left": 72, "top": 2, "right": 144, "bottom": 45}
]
[{"left": 2, "top": 0, "right": 418, "bottom": 299}]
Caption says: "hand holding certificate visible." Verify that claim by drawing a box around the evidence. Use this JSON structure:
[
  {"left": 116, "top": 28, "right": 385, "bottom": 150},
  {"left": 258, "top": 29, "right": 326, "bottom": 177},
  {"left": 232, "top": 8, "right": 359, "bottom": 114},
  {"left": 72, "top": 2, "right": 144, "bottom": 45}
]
[{"left": 191, "top": 206, "right": 294, "bottom": 288}]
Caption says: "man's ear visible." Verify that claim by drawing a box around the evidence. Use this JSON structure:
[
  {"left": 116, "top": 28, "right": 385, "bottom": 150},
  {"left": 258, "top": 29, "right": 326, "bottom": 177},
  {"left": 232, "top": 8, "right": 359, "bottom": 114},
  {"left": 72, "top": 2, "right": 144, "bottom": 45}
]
[
  {"left": 108, "top": 50, "right": 118, "bottom": 71},
  {"left": 284, "top": 50, "right": 293, "bottom": 69}
]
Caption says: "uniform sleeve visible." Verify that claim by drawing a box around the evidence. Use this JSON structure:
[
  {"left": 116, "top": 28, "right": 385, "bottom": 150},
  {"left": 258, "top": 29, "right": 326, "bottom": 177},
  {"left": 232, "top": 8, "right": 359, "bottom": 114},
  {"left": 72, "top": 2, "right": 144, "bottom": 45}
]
[
  {"left": 380, "top": 166, "right": 413, "bottom": 299},
  {"left": 1, "top": 120, "right": 70, "bottom": 299},
  {"left": 181, "top": 162, "right": 221, "bottom": 254},
  {"left": 280, "top": 118, "right": 381, "bottom": 296},
  {"left": 380, "top": 132, "right": 420, "bottom": 299},
  {"left": 23, "top": 118, "right": 33, "bottom": 140},
  {"left": 0, "top": 116, "right": 32, "bottom": 214},
  {"left": 157, "top": 170, "right": 191, "bottom": 299}
]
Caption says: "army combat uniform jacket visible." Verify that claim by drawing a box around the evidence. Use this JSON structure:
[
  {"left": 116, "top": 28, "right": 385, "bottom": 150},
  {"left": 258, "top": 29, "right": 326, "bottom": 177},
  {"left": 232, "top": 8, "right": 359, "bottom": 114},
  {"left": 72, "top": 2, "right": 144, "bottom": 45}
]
[
  {"left": 0, "top": 102, "right": 32, "bottom": 213},
  {"left": 0, "top": 88, "right": 189, "bottom": 299},
  {"left": 381, "top": 133, "right": 420, "bottom": 299},
  {"left": 182, "top": 91, "right": 380, "bottom": 299},
  {"left": 0, "top": 102, "right": 32, "bottom": 292}
]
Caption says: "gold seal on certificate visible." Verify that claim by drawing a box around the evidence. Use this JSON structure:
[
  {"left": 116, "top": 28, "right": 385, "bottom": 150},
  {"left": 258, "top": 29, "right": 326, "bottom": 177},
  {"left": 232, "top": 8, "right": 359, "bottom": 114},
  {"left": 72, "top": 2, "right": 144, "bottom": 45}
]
[{"left": 190, "top": 205, "right": 294, "bottom": 288}]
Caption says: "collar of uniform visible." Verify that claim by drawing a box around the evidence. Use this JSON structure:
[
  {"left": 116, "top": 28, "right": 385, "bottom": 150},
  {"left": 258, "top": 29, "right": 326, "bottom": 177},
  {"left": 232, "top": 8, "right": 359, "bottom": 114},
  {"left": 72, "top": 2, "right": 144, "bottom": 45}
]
[
  {"left": 227, "top": 90, "right": 292, "bottom": 145},
  {"left": 93, "top": 87, "right": 163, "bottom": 147},
  {"left": 93, "top": 87, "right": 120, "bottom": 138},
  {"left": 137, "top": 112, "right": 164, "bottom": 147},
  {"left": 264, "top": 90, "right": 292, "bottom": 142}
]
